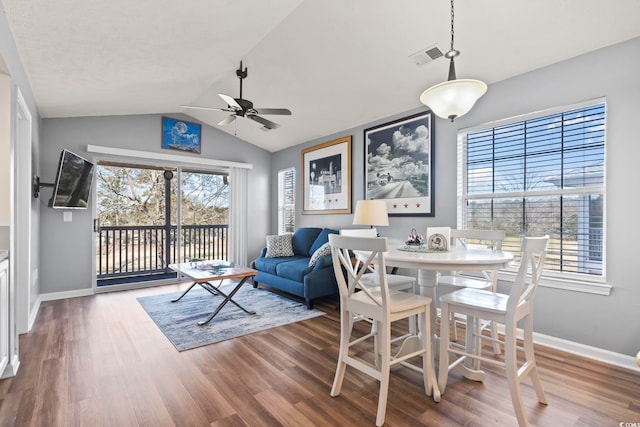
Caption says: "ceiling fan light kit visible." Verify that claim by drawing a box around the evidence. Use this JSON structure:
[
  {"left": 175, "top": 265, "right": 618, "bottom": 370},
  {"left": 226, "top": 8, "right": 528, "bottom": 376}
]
[
  {"left": 182, "top": 61, "right": 291, "bottom": 130},
  {"left": 420, "top": 0, "right": 487, "bottom": 122}
]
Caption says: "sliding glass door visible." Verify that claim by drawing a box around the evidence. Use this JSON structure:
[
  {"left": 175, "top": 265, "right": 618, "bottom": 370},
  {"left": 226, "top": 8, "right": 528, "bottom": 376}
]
[{"left": 94, "top": 163, "right": 229, "bottom": 288}]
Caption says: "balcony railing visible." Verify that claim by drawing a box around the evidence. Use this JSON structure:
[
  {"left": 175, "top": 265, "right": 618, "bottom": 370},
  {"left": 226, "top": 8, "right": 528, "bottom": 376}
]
[{"left": 97, "top": 224, "right": 228, "bottom": 282}]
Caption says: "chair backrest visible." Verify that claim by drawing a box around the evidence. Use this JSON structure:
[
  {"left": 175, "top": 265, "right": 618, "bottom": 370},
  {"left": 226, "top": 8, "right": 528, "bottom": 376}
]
[
  {"left": 339, "top": 228, "right": 378, "bottom": 273},
  {"left": 329, "top": 234, "right": 390, "bottom": 309},
  {"left": 450, "top": 229, "right": 505, "bottom": 250},
  {"left": 507, "top": 235, "right": 549, "bottom": 315}
]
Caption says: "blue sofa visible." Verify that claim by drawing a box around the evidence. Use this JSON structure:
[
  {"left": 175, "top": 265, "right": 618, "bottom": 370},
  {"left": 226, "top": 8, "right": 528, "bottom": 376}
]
[{"left": 251, "top": 227, "right": 339, "bottom": 309}]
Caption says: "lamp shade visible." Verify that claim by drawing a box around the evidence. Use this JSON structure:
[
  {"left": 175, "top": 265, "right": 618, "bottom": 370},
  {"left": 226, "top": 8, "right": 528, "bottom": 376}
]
[
  {"left": 353, "top": 200, "right": 389, "bottom": 227},
  {"left": 420, "top": 78, "right": 487, "bottom": 121}
]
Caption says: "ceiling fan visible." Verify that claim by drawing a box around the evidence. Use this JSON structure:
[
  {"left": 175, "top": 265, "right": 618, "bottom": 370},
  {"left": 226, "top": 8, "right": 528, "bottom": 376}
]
[{"left": 181, "top": 61, "right": 291, "bottom": 130}]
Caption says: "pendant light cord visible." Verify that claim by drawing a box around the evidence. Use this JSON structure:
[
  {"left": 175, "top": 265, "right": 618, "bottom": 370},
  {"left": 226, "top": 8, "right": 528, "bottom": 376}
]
[{"left": 450, "top": 0, "right": 455, "bottom": 53}]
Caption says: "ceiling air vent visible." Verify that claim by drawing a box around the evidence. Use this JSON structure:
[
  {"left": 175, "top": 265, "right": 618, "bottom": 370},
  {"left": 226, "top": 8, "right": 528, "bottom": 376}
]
[{"left": 409, "top": 44, "right": 444, "bottom": 67}]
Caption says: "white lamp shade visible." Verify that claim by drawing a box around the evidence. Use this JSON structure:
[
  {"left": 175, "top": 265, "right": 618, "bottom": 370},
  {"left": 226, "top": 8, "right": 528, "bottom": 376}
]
[
  {"left": 420, "top": 78, "right": 487, "bottom": 121},
  {"left": 353, "top": 200, "right": 389, "bottom": 227}
]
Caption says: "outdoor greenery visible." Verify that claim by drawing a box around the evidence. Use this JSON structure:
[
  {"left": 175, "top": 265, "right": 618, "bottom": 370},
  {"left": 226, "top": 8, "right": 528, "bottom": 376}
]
[{"left": 96, "top": 166, "right": 229, "bottom": 226}]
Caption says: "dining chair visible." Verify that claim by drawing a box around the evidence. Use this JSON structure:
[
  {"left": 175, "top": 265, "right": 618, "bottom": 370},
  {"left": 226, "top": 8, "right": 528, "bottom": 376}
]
[
  {"left": 435, "top": 229, "right": 506, "bottom": 353},
  {"left": 328, "top": 234, "right": 439, "bottom": 427},
  {"left": 340, "top": 228, "right": 416, "bottom": 292},
  {"left": 438, "top": 235, "right": 549, "bottom": 427}
]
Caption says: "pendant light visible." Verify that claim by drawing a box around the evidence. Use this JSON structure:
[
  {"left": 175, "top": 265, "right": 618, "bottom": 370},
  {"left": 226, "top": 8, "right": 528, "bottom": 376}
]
[{"left": 420, "top": 0, "right": 487, "bottom": 122}]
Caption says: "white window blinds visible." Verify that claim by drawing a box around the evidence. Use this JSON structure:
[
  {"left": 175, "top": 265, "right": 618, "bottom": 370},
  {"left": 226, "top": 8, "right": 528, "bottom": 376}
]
[
  {"left": 278, "top": 168, "right": 295, "bottom": 235},
  {"left": 458, "top": 100, "right": 606, "bottom": 278}
]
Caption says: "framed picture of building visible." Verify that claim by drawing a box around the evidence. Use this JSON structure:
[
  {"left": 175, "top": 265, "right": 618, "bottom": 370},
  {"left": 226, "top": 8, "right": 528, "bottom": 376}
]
[
  {"left": 364, "top": 111, "right": 435, "bottom": 216},
  {"left": 302, "top": 135, "right": 351, "bottom": 214}
]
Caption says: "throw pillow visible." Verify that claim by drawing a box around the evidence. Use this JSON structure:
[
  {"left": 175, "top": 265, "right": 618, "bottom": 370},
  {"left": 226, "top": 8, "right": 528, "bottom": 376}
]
[
  {"left": 308, "top": 242, "right": 332, "bottom": 267},
  {"left": 265, "top": 234, "right": 294, "bottom": 258}
]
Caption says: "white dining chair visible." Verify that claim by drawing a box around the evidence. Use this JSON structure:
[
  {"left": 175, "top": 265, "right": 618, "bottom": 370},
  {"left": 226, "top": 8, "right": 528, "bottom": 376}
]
[
  {"left": 328, "top": 234, "right": 439, "bottom": 427},
  {"left": 438, "top": 235, "right": 549, "bottom": 427},
  {"left": 340, "top": 228, "right": 416, "bottom": 292},
  {"left": 436, "top": 229, "right": 505, "bottom": 353}
]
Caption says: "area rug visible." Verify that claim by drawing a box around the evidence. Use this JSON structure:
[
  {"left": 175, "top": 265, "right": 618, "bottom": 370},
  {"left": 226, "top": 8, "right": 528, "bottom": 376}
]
[{"left": 137, "top": 285, "right": 326, "bottom": 351}]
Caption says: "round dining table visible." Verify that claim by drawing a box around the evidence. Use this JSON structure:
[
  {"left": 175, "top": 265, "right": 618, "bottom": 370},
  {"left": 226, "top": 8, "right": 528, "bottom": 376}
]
[{"left": 383, "top": 241, "right": 515, "bottom": 328}]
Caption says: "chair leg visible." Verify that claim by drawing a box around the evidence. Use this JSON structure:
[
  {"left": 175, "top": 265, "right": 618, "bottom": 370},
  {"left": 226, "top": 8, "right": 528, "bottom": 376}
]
[
  {"left": 438, "top": 302, "right": 451, "bottom": 394},
  {"left": 490, "top": 320, "right": 502, "bottom": 355},
  {"left": 375, "top": 322, "right": 391, "bottom": 427},
  {"left": 331, "top": 310, "right": 351, "bottom": 397},
  {"left": 504, "top": 324, "right": 529, "bottom": 427},
  {"left": 523, "top": 314, "right": 547, "bottom": 405},
  {"left": 450, "top": 311, "right": 459, "bottom": 342}
]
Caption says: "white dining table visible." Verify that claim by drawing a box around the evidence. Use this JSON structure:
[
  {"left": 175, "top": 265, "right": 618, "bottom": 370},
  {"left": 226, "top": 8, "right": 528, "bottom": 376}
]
[{"left": 383, "top": 241, "right": 515, "bottom": 328}]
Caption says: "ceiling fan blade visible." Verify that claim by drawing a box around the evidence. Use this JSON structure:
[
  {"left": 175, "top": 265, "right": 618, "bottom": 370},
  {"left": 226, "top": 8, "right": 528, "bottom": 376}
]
[
  {"left": 253, "top": 108, "right": 292, "bottom": 116},
  {"left": 181, "top": 105, "right": 233, "bottom": 112},
  {"left": 218, "top": 115, "right": 237, "bottom": 126},
  {"left": 218, "top": 93, "right": 242, "bottom": 110},
  {"left": 248, "top": 114, "right": 279, "bottom": 130}
]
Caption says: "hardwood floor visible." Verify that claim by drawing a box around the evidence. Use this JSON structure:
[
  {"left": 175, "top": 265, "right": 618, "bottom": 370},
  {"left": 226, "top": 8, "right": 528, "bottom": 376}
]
[{"left": 0, "top": 283, "right": 639, "bottom": 426}]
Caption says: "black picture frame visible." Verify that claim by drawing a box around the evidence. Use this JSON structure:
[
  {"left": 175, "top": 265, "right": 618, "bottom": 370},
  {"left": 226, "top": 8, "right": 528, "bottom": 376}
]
[{"left": 364, "top": 111, "right": 435, "bottom": 216}]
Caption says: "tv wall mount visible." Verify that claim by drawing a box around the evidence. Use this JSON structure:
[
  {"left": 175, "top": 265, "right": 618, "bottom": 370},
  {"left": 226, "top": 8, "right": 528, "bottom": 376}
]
[{"left": 33, "top": 175, "right": 54, "bottom": 199}]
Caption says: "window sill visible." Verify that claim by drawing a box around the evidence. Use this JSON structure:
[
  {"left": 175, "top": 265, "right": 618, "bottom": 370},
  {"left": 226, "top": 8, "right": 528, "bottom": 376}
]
[{"left": 496, "top": 270, "right": 611, "bottom": 296}]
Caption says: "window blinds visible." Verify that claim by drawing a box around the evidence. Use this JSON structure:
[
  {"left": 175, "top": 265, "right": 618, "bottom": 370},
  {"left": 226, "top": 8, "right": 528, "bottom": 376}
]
[{"left": 460, "top": 102, "right": 605, "bottom": 277}]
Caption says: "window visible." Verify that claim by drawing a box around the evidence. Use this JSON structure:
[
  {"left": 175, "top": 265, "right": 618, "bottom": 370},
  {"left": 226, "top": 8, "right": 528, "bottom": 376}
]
[
  {"left": 458, "top": 100, "right": 607, "bottom": 292},
  {"left": 278, "top": 168, "right": 295, "bottom": 234}
]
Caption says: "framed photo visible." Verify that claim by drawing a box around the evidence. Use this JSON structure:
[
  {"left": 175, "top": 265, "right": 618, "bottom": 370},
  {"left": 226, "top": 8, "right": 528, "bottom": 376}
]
[
  {"left": 364, "top": 111, "right": 435, "bottom": 216},
  {"left": 161, "top": 116, "right": 202, "bottom": 154},
  {"left": 302, "top": 135, "right": 351, "bottom": 214}
]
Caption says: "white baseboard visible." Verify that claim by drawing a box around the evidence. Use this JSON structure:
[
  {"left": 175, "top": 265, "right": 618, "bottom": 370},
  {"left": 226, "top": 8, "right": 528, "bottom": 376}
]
[
  {"left": 27, "top": 296, "right": 41, "bottom": 332},
  {"left": 39, "top": 288, "right": 94, "bottom": 302},
  {"left": 532, "top": 331, "right": 639, "bottom": 372},
  {"left": 447, "top": 310, "right": 640, "bottom": 373}
]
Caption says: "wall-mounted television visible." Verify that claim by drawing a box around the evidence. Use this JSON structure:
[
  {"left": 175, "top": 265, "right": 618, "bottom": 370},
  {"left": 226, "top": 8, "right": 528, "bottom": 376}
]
[{"left": 49, "top": 149, "right": 96, "bottom": 209}]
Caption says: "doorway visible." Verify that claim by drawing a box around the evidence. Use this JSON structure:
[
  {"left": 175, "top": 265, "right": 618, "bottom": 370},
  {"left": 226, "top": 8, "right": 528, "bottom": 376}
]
[{"left": 94, "top": 162, "right": 229, "bottom": 288}]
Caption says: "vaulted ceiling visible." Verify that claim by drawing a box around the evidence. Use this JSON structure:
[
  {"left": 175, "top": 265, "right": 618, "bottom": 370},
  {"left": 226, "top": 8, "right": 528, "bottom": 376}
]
[{"left": 3, "top": 0, "right": 640, "bottom": 152}]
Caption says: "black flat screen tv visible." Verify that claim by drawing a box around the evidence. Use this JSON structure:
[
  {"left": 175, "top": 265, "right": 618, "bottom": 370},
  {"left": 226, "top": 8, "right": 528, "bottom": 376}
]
[{"left": 49, "top": 149, "right": 96, "bottom": 209}]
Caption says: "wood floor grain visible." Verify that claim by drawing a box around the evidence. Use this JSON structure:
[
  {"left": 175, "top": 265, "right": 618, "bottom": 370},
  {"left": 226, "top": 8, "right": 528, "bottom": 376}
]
[{"left": 1, "top": 282, "right": 639, "bottom": 426}]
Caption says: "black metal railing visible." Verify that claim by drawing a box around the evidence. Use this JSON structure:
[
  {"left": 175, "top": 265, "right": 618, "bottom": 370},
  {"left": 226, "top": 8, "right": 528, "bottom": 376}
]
[{"left": 97, "top": 224, "right": 229, "bottom": 280}]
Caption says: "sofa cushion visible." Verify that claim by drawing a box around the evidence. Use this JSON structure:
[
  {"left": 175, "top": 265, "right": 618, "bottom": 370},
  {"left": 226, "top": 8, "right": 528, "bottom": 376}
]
[
  {"left": 308, "top": 242, "right": 332, "bottom": 267},
  {"left": 254, "top": 256, "right": 304, "bottom": 275},
  {"left": 310, "top": 228, "right": 338, "bottom": 254},
  {"left": 291, "top": 227, "right": 322, "bottom": 256},
  {"left": 265, "top": 234, "right": 295, "bottom": 258},
  {"left": 276, "top": 258, "right": 314, "bottom": 283}
]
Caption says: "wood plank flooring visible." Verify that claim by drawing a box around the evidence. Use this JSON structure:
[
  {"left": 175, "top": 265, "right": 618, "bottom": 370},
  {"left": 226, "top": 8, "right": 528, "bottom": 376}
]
[{"left": 1, "top": 282, "right": 639, "bottom": 426}]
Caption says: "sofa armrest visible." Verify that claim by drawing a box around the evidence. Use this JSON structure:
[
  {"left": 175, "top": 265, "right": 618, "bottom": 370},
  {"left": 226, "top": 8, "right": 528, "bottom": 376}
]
[
  {"left": 259, "top": 247, "right": 267, "bottom": 257},
  {"left": 312, "top": 254, "right": 333, "bottom": 270}
]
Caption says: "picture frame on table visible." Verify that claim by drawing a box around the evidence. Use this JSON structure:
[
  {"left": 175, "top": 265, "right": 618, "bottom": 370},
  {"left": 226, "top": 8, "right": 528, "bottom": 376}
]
[
  {"left": 302, "top": 135, "right": 352, "bottom": 214},
  {"left": 161, "top": 116, "right": 202, "bottom": 154},
  {"left": 364, "top": 111, "right": 435, "bottom": 216}
]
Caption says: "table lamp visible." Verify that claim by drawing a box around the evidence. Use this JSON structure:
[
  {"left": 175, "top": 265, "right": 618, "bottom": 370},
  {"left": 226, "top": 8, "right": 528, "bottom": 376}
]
[{"left": 353, "top": 199, "right": 389, "bottom": 229}]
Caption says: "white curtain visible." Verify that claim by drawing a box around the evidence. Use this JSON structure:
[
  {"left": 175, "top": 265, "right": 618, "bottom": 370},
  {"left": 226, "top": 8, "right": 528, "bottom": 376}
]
[{"left": 229, "top": 167, "right": 249, "bottom": 266}]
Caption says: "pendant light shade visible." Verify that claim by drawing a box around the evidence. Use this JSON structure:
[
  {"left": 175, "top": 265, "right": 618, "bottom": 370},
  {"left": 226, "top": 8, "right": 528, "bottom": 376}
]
[
  {"left": 420, "top": 78, "right": 487, "bottom": 122},
  {"left": 420, "top": 0, "right": 486, "bottom": 122}
]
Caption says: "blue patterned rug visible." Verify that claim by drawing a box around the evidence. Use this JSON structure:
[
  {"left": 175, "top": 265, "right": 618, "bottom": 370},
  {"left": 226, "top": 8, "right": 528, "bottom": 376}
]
[{"left": 137, "top": 285, "right": 326, "bottom": 351}]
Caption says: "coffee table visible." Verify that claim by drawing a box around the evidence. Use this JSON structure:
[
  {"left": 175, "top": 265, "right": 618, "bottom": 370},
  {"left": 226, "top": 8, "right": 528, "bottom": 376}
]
[{"left": 168, "top": 261, "right": 258, "bottom": 325}]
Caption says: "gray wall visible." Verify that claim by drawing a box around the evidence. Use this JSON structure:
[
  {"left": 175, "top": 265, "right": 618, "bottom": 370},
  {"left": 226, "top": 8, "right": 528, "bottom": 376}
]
[
  {"left": 272, "top": 37, "right": 640, "bottom": 356},
  {"left": 39, "top": 114, "right": 271, "bottom": 294}
]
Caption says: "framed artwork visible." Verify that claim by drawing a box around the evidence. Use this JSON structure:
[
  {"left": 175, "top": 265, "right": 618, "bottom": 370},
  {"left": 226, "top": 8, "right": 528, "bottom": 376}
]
[
  {"left": 302, "top": 135, "right": 351, "bottom": 214},
  {"left": 364, "top": 111, "right": 435, "bottom": 216},
  {"left": 161, "top": 117, "right": 202, "bottom": 154}
]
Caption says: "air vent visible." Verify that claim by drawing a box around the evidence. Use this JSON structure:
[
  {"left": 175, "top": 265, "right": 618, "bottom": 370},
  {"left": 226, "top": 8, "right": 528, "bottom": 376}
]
[{"left": 409, "top": 44, "right": 444, "bottom": 67}]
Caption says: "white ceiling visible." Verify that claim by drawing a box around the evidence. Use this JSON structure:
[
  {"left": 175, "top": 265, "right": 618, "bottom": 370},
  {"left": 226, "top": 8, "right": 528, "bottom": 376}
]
[{"left": 3, "top": 0, "right": 640, "bottom": 152}]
